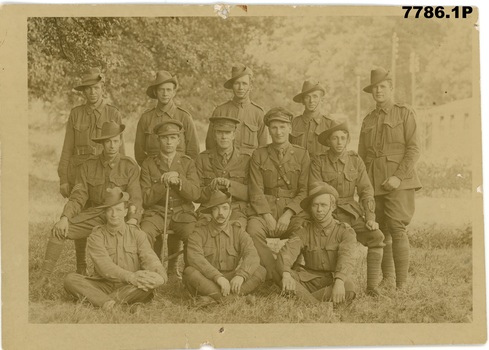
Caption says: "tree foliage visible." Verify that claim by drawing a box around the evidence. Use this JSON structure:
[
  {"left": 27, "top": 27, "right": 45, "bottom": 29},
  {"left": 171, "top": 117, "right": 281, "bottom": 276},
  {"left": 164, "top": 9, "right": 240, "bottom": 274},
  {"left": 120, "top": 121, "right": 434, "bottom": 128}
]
[{"left": 28, "top": 16, "right": 474, "bottom": 127}]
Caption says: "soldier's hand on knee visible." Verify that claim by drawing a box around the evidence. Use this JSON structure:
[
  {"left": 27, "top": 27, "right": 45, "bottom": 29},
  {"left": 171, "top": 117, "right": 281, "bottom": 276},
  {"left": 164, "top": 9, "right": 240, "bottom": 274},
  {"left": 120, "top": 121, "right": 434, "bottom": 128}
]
[
  {"left": 275, "top": 210, "right": 293, "bottom": 237},
  {"left": 281, "top": 272, "right": 296, "bottom": 293},
  {"left": 59, "top": 183, "right": 70, "bottom": 198},
  {"left": 209, "top": 178, "right": 220, "bottom": 191},
  {"left": 216, "top": 276, "right": 231, "bottom": 296},
  {"left": 52, "top": 216, "right": 69, "bottom": 239},
  {"left": 230, "top": 275, "right": 244, "bottom": 294},
  {"left": 263, "top": 213, "right": 277, "bottom": 233},
  {"left": 331, "top": 279, "right": 346, "bottom": 304},
  {"left": 366, "top": 220, "right": 379, "bottom": 231},
  {"left": 217, "top": 178, "right": 230, "bottom": 189}
]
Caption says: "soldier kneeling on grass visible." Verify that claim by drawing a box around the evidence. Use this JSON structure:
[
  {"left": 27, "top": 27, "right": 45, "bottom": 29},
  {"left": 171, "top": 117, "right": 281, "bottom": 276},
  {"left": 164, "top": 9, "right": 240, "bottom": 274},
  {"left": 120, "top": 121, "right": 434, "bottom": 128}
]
[
  {"left": 275, "top": 182, "right": 357, "bottom": 305},
  {"left": 183, "top": 190, "right": 266, "bottom": 307},
  {"left": 64, "top": 187, "right": 167, "bottom": 311}
]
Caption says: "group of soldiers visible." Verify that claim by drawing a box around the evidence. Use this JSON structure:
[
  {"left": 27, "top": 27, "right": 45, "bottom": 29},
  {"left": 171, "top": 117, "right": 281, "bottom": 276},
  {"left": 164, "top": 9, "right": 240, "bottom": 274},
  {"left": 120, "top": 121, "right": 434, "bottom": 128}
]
[{"left": 35, "top": 64, "right": 421, "bottom": 310}]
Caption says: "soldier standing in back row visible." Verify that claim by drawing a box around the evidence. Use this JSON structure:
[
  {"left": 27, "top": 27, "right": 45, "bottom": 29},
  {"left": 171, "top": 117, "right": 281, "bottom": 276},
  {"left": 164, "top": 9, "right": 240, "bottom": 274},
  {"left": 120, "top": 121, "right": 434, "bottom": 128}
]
[
  {"left": 135, "top": 70, "right": 200, "bottom": 165},
  {"left": 58, "top": 68, "right": 126, "bottom": 275},
  {"left": 196, "top": 116, "right": 251, "bottom": 229},
  {"left": 311, "top": 122, "right": 385, "bottom": 296},
  {"left": 205, "top": 64, "right": 268, "bottom": 156},
  {"left": 359, "top": 67, "right": 422, "bottom": 290},
  {"left": 290, "top": 80, "right": 335, "bottom": 157}
]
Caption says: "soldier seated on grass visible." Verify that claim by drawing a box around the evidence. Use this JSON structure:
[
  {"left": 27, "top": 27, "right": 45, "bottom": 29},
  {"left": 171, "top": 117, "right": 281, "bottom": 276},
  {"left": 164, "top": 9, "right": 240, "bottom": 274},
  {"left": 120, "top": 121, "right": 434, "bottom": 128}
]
[
  {"left": 35, "top": 121, "right": 142, "bottom": 290},
  {"left": 183, "top": 190, "right": 266, "bottom": 307},
  {"left": 64, "top": 187, "right": 167, "bottom": 311},
  {"left": 275, "top": 182, "right": 357, "bottom": 305},
  {"left": 311, "top": 121, "right": 386, "bottom": 297}
]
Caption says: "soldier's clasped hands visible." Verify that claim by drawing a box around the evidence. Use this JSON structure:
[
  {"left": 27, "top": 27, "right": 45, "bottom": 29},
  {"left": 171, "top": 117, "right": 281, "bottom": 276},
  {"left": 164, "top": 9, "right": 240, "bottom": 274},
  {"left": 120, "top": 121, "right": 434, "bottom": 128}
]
[{"left": 160, "top": 171, "right": 181, "bottom": 187}]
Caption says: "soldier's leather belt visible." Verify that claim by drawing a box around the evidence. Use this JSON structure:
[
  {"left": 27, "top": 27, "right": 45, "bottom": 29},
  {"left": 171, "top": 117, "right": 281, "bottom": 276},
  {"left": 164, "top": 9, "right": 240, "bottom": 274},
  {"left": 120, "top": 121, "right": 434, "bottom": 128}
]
[
  {"left": 264, "top": 188, "right": 296, "bottom": 198},
  {"left": 159, "top": 198, "right": 185, "bottom": 208}
]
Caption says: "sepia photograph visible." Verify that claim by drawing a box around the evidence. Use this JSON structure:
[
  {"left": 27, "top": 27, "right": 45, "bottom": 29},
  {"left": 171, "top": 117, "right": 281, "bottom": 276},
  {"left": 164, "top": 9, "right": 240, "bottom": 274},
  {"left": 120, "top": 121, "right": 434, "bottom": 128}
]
[{"left": 1, "top": 3, "right": 485, "bottom": 349}]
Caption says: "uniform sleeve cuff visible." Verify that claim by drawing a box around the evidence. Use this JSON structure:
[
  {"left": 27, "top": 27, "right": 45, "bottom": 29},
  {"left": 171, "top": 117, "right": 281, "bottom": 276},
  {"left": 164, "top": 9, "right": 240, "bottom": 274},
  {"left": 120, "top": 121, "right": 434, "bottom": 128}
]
[
  {"left": 393, "top": 172, "right": 404, "bottom": 181},
  {"left": 213, "top": 273, "right": 225, "bottom": 283},
  {"left": 365, "top": 212, "right": 375, "bottom": 222},
  {"left": 334, "top": 272, "right": 347, "bottom": 282},
  {"left": 285, "top": 203, "right": 301, "bottom": 215},
  {"left": 235, "top": 271, "right": 249, "bottom": 282}
]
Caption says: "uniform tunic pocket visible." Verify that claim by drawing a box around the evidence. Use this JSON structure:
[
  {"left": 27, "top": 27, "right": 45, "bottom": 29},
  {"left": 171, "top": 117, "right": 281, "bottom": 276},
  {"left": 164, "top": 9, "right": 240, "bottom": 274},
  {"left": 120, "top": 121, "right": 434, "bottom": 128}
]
[
  {"left": 289, "top": 132, "right": 305, "bottom": 147},
  {"left": 384, "top": 119, "right": 405, "bottom": 145},
  {"left": 360, "top": 125, "right": 376, "bottom": 148},
  {"left": 242, "top": 122, "right": 259, "bottom": 148},
  {"left": 74, "top": 122, "right": 91, "bottom": 148},
  {"left": 87, "top": 177, "right": 105, "bottom": 202}
]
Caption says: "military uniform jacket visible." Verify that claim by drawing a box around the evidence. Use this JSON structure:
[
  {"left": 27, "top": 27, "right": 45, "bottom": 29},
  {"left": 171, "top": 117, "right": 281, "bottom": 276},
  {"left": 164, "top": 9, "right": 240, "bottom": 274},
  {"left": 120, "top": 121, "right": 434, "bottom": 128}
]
[
  {"left": 249, "top": 143, "right": 310, "bottom": 219},
  {"left": 358, "top": 101, "right": 422, "bottom": 196},
  {"left": 205, "top": 98, "right": 267, "bottom": 156},
  {"left": 140, "top": 152, "right": 200, "bottom": 223},
  {"left": 310, "top": 150, "right": 376, "bottom": 222},
  {"left": 58, "top": 100, "right": 125, "bottom": 185},
  {"left": 62, "top": 153, "right": 142, "bottom": 223},
  {"left": 195, "top": 147, "right": 250, "bottom": 213},
  {"left": 290, "top": 111, "right": 335, "bottom": 157},
  {"left": 187, "top": 220, "right": 261, "bottom": 282},
  {"left": 134, "top": 101, "right": 200, "bottom": 166},
  {"left": 88, "top": 223, "right": 166, "bottom": 283},
  {"left": 276, "top": 219, "right": 356, "bottom": 282}
]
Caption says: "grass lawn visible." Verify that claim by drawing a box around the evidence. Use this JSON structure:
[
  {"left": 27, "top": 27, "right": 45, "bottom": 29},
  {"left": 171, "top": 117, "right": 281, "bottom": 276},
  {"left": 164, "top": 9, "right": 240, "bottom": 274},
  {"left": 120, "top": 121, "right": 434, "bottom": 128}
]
[{"left": 28, "top": 174, "right": 473, "bottom": 324}]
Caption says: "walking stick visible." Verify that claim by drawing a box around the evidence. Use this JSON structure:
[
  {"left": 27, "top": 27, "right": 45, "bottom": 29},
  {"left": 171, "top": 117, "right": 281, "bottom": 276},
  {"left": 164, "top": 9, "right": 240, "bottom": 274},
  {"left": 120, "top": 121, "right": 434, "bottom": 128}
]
[{"left": 161, "top": 184, "right": 170, "bottom": 266}]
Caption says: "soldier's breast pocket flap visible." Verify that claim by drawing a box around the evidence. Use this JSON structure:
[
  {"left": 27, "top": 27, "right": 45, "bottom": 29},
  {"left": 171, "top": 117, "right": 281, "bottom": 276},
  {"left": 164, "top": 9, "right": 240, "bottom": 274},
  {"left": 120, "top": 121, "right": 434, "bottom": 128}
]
[
  {"left": 87, "top": 177, "right": 105, "bottom": 186},
  {"left": 242, "top": 122, "right": 259, "bottom": 147},
  {"left": 289, "top": 132, "right": 305, "bottom": 145},
  {"left": 344, "top": 171, "right": 359, "bottom": 182},
  {"left": 321, "top": 170, "right": 338, "bottom": 183},
  {"left": 112, "top": 176, "right": 129, "bottom": 187},
  {"left": 383, "top": 119, "right": 405, "bottom": 144}
]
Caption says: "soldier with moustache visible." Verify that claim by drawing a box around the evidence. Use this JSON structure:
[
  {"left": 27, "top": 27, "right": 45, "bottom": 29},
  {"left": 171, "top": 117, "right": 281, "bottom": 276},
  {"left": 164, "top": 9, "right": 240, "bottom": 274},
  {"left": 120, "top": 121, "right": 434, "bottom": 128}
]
[
  {"left": 184, "top": 191, "right": 266, "bottom": 307},
  {"left": 196, "top": 116, "right": 250, "bottom": 228}
]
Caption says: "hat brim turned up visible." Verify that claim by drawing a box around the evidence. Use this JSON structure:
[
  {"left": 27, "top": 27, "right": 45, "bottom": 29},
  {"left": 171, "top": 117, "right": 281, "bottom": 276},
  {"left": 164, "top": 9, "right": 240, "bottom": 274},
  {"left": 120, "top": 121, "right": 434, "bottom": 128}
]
[
  {"left": 293, "top": 85, "right": 326, "bottom": 103},
  {"left": 92, "top": 125, "right": 126, "bottom": 143}
]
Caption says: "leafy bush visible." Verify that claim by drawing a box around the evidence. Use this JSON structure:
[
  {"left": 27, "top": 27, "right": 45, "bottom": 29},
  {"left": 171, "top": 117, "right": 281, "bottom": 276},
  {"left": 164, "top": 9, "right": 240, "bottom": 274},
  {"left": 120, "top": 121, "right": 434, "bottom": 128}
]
[
  {"left": 416, "top": 157, "right": 472, "bottom": 196},
  {"left": 409, "top": 223, "right": 472, "bottom": 249}
]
